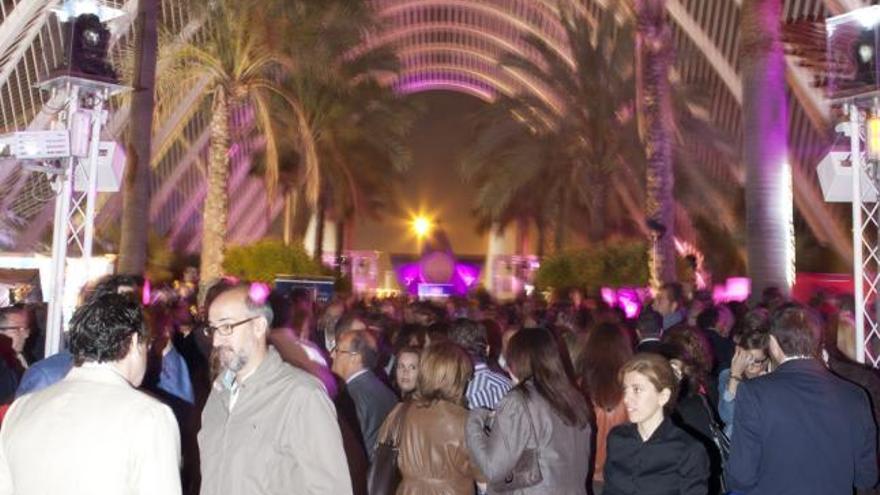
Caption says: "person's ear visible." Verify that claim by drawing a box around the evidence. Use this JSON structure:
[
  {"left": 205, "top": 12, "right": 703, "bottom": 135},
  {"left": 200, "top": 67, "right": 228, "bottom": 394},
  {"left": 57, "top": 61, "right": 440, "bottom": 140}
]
[
  {"left": 253, "top": 316, "right": 269, "bottom": 339},
  {"left": 130, "top": 333, "right": 145, "bottom": 355},
  {"left": 658, "top": 387, "right": 672, "bottom": 408},
  {"left": 768, "top": 334, "right": 785, "bottom": 362}
]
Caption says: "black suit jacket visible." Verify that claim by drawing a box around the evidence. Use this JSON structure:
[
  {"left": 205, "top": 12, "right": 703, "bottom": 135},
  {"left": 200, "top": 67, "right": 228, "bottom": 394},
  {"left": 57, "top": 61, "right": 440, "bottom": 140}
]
[
  {"left": 726, "top": 359, "right": 878, "bottom": 495},
  {"left": 345, "top": 370, "right": 398, "bottom": 461}
]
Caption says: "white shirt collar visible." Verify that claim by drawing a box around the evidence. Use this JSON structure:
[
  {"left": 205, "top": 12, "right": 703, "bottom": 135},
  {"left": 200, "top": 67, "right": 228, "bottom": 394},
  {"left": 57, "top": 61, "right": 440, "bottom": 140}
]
[{"left": 780, "top": 355, "right": 813, "bottom": 364}]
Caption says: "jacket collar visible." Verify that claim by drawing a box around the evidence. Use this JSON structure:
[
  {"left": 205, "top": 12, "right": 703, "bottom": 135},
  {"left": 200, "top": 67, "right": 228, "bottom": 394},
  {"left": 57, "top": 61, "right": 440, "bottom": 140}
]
[
  {"left": 215, "top": 346, "right": 284, "bottom": 393},
  {"left": 775, "top": 357, "right": 825, "bottom": 374},
  {"left": 66, "top": 362, "right": 132, "bottom": 388},
  {"left": 621, "top": 416, "right": 676, "bottom": 443},
  {"left": 240, "top": 346, "right": 284, "bottom": 389},
  {"left": 346, "top": 368, "right": 370, "bottom": 385}
]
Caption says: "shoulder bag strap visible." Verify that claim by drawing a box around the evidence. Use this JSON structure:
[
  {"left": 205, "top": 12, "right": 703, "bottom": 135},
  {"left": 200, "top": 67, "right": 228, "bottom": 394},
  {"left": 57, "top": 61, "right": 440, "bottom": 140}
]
[
  {"left": 519, "top": 391, "right": 539, "bottom": 449},
  {"left": 388, "top": 401, "right": 411, "bottom": 447}
]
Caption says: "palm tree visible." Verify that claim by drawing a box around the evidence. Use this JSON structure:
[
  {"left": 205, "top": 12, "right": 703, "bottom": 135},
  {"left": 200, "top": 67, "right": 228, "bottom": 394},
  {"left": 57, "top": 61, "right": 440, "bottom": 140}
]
[
  {"left": 285, "top": 5, "right": 420, "bottom": 262},
  {"left": 465, "top": 3, "right": 741, "bottom": 277},
  {"left": 118, "top": 0, "right": 160, "bottom": 275},
  {"left": 161, "top": 0, "right": 319, "bottom": 296},
  {"left": 741, "top": 0, "right": 794, "bottom": 298},
  {"left": 462, "top": 6, "right": 642, "bottom": 252},
  {"left": 635, "top": 0, "right": 677, "bottom": 288}
]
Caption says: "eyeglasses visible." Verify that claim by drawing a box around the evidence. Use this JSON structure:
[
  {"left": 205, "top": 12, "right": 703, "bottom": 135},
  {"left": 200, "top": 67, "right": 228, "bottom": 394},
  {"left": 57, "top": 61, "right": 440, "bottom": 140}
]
[
  {"left": 202, "top": 316, "right": 258, "bottom": 338},
  {"left": 749, "top": 357, "right": 769, "bottom": 367},
  {"left": 330, "top": 345, "right": 359, "bottom": 357},
  {"left": 0, "top": 326, "right": 28, "bottom": 333}
]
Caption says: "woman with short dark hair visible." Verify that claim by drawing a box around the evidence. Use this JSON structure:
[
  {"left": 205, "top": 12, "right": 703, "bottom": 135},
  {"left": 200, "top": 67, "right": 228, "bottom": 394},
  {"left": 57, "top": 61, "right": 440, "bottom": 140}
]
[
  {"left": 604, "top": 353, "right": 709, "bottom": 495},
  {"left": 466, "top": 327, "right": 592, "bottom": 494}
]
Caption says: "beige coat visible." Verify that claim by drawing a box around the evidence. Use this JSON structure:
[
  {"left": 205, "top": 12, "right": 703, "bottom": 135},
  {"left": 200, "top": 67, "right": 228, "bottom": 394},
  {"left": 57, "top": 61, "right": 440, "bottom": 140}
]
[
  {"left": 198, "top": 347, "right": 352, "bottom": 495},
  {"left": 0, "top": 363, "right": 182, "bottom": 495}
]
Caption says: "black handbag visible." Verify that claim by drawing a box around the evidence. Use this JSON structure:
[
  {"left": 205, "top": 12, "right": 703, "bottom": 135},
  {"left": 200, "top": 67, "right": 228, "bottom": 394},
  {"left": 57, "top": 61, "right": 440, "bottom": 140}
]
[
  {"left": 367, "top": 402, "right": 410, "bottom": 495},
  {"left": 489, "top": 395, "right": 543, "bottom": 492},
  {"left": 699, "top": 394, "right": 731, "bottom": 492}
]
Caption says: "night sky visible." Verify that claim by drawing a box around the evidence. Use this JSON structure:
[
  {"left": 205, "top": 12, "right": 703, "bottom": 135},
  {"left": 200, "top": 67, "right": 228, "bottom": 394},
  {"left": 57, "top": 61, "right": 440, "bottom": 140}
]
[{"left": 352, "top": 91, "right": 490, "bottom": 256}]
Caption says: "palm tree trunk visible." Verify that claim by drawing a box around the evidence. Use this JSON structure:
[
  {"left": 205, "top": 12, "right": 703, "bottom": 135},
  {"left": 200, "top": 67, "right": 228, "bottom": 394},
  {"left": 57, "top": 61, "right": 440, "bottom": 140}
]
[
  {"left": 199, "top": 91, "right": 231, "bottom": 299},
  {"left": 283, "top": 189, "right": 297, "bottom": 246},
  {"left": 314, "top": 197, "right": 326, "bottom": 262},
  {"left": 741, "top": 0, "right": 794, "bottom": 298},
  {"left": 118, "top": 0, "right": 159, "bottom": 275},
  {"left": 554, "top": 188, "right": 571, "bottom": 253},
  {"left": 516, "top": 216, "right": 529, "bottom": 256},
  {"left": 536, "top": 217, "right": 546, "bottom": 258},
  {"left": 587, "top": 182, "right": 606, "bottom": 243},
  {"left": 334, "top": 219, "right": 345, "bottom": 271},
  {"left": 292, "top": 191, "right": 310, "bottom": 239},
  {"left": 637, "top": 0, "right": 677, "bottom": 289}
]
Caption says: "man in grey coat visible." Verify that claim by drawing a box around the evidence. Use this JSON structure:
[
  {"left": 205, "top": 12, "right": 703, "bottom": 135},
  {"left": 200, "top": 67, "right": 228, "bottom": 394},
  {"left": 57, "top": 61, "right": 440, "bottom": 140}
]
[
  {"left": 199, "top": 283, "right": 352, "bottom": 495},
  {"left": 332, "top": 328, "right": 398, "bottom": 460}
]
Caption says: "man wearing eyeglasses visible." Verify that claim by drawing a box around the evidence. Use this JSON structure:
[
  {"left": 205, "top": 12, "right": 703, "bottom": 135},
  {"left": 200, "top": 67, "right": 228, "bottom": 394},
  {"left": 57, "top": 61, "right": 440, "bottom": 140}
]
[
  {"left": 0, "top": 306, "right": 32, "bottom": 374},
  {"left": 331, "top": 328, "right": 398, "bottom": 463},
  {"left": 198, "top": 283, "right": 352, "bottom": 495}
]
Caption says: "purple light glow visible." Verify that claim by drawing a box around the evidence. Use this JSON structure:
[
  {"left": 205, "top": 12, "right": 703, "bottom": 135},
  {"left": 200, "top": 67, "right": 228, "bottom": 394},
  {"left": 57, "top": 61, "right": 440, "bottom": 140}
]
[
  {"left": 601, "top": 287, "right": 645, "bottom": 319},
  {"left": 395, "top": 260, "right": 482, "bottom": 296},
  {"left": 713, "top": 277, "right": 750, "bottom": 303},
  {"left": 396, "top": 80, "right": 495, "bottom": 101},
  {"left": 249, "top": 282, "right": 271, "bottom": 304}
]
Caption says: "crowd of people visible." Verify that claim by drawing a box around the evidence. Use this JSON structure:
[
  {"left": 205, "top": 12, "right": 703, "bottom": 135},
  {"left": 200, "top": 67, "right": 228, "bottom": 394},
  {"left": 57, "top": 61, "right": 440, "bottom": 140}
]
[{"left": 0, "top": 274, "right": 877, "bottom": 495}]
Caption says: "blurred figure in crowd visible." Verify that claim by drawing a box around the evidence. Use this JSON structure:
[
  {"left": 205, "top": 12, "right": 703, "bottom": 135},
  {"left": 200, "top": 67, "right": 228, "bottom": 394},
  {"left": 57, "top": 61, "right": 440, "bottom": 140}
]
[
  {"left": 577, "top": 322, "right": 633, "bottom": 494},
  {"left": 448, "top": 318, "right": 511, "bottom": 410},
  {"left": 394, "top": 346, "right": 421, "bottom": 399},
  {"left": 717, "top": 327, "right": 769, "bottom": 436}
]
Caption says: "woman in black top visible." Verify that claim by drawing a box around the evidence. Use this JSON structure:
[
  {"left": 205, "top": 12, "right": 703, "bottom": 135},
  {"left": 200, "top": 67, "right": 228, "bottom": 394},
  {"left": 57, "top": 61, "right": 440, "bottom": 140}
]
[{"left": 604, "top": 353, "right": 709, "bottom": 495}]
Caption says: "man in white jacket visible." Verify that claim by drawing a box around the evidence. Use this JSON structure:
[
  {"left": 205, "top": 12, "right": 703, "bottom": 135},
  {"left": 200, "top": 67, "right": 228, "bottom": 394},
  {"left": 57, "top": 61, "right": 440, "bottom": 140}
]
[{"left": 0, "top": 293, "right": 181, "bottom": 495}]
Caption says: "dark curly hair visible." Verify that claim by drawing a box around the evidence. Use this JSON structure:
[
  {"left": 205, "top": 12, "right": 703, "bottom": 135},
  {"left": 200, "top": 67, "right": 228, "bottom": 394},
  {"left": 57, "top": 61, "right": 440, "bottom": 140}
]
[
  {"left": 68, "top": 293, "right": 147, "bottom": 365},
  {"left": 448, "top": 318, "right": 488, "bottom": 360}
]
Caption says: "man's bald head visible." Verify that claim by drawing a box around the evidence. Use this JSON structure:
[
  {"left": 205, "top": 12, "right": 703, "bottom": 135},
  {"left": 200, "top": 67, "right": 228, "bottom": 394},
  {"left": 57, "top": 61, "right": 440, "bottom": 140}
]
[{"left": 209, "top": 285, "right": 274, "bottom": 327}]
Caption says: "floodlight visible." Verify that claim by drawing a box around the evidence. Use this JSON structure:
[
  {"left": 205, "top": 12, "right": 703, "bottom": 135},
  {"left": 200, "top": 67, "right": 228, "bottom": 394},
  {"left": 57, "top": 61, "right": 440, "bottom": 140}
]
[
  {"left": 0, "top": 131, "right": 71, "bottom": 160},
  {"left": 855, "top": 5, "right": 880, "bottom": 29},
  {"left": 816, "top": 149, "right": 878, "bottom": 202},
  {"left": 73, "top": 141, "right": 126, "bottom": 192}
]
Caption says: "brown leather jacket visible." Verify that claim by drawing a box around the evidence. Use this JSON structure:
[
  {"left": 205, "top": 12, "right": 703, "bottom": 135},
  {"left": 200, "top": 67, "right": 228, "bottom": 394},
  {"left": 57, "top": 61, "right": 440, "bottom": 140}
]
[{"left": 378, "top": 400, "right": 483, "bottom": 495}]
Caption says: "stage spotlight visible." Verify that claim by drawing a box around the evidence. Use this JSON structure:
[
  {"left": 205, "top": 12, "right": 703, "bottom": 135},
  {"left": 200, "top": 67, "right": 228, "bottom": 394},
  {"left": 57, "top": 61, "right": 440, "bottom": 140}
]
[
  {"left": 855, "top": 28, "right": 879, "bottom": 87},
  {"left": 65, "top": 13, "right": 117, "bottom": 81}
]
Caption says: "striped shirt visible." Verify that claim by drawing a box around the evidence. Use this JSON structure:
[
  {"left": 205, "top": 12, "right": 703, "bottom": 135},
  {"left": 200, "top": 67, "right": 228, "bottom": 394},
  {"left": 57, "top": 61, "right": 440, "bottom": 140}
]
[{"left": 466, "top": 363, "right": 512, "bottom": 410}]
